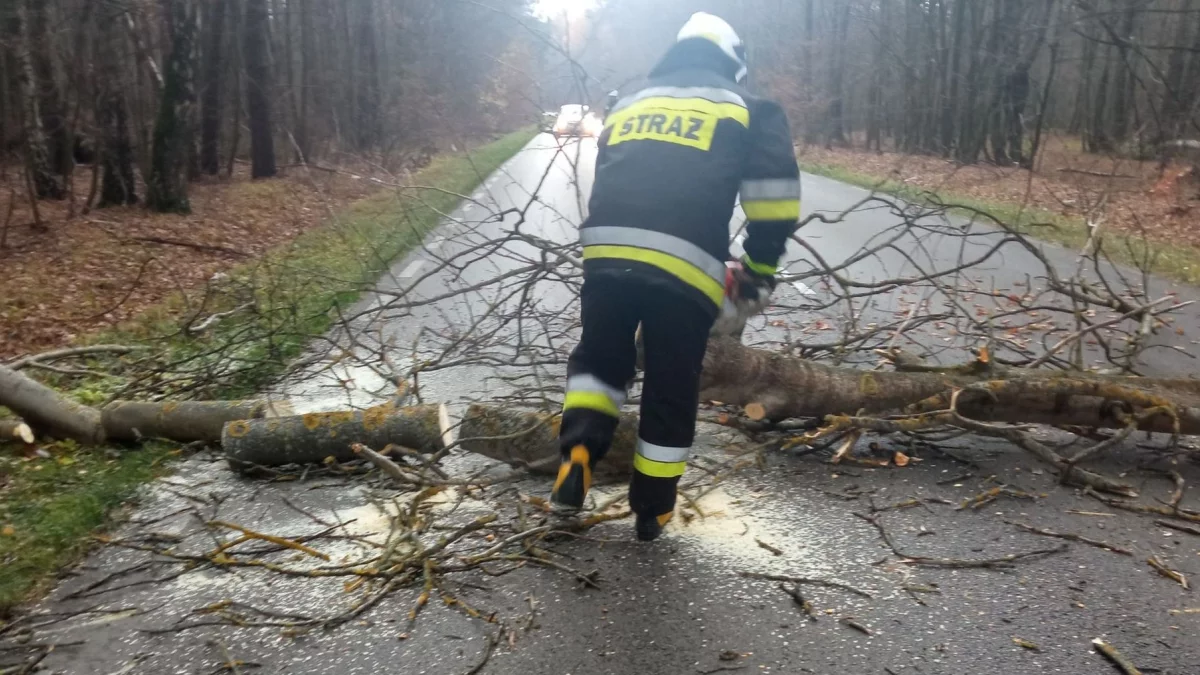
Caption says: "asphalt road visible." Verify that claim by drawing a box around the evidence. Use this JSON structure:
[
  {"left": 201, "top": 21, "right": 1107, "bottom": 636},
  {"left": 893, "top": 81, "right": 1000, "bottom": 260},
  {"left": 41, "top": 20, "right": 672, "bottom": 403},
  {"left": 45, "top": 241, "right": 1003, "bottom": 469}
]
[{"left": 7, "top": 135, "right": 1200, "bottom": 675}]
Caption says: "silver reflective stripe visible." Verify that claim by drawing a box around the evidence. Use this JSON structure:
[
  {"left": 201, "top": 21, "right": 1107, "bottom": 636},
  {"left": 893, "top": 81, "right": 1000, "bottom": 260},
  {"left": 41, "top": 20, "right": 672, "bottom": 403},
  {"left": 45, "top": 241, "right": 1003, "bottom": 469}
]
[
  {"left": 637, "top": 439, "right": 691, "bottom": 463},
  {"left": 740, "top": 178, "right": 801, "bottom": 201},
  {"left": 611, "top": 86, "right": 747, "bottom": 116},
  {"left": 580, "top": 226, "right": 725, "bottom": 284},
  {"left": 566, "top": 374, "right": 627, "bottom": 408}
]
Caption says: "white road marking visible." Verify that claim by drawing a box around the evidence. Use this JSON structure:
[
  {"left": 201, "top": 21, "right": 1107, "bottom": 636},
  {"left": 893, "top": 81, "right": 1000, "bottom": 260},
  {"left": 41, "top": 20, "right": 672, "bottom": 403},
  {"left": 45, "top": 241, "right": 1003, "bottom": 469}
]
[
  {"left": 791, "top": 281, "right": 818, "bottom": 297},
  {"left": 425, "top": 237, "right": 445, "bottom": 253},
  {"left": 399, "top": 260, "right": 426, "bottom": 279}
]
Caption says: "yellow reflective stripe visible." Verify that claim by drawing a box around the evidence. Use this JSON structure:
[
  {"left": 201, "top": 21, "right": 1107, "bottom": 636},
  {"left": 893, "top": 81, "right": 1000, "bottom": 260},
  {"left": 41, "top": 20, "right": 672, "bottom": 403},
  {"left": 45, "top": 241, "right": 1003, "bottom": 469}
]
[
  {"left": 583, "top": 245, "right": 725, "bottom": 307},
  {"left": 742, "top": 256, "right": 776, "bottom": 276},
  {"left": 742, "top": 199, "right": 801, "bottom": 222},
  {"left": 604, "top": 96, "right": 750, "bottom": 129},
  {"left": 563, "top": 391, "right": 620, "bottom": 417},
  {"left": 634, "top": 453, "right": 687, "bottom": 478}
]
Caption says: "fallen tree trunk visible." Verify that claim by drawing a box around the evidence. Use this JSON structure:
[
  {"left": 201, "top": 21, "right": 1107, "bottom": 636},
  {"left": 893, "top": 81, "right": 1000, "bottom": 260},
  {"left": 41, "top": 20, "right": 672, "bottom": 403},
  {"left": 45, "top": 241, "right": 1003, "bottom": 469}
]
[
  {"left": 101, "top": 400, "right": 267, "bottom": 442},
  {"left": 223, "top": 403, "right": 447, "bottom": 471},
  {"left": 1, "top": 363, "right": 265, "bottom": 444},
  {"left": 456, "top": 404, "right": 640, "bottom": 478},
  {"left": 1, "top": 363, "right": 106, "bottom": 443},
  {"left": 698, "top": 339, "right": 1200, "bottom": 435},
  {"left": 5, "top": 341, "right": 1199, "bottom": 479}
]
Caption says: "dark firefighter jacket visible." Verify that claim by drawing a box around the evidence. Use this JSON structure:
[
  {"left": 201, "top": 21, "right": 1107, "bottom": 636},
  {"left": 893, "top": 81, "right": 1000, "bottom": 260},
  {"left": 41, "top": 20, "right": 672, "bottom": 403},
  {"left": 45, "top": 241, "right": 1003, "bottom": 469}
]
[{"left": 581, "top": 38, "right": 801, "bottom": 316}]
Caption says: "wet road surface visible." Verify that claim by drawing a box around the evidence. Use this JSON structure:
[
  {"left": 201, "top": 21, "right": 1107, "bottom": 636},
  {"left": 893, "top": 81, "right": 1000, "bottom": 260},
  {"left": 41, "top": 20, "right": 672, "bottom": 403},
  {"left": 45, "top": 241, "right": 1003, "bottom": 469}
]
[{"left": 6, "top": 135, "right": 1199, "bottom": 675}]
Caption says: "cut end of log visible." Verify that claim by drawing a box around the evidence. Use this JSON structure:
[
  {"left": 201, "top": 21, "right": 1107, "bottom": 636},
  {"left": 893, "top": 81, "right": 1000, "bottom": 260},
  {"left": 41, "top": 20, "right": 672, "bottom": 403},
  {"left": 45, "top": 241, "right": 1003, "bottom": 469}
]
[
  {"left": 744, "top": 402, "right": 767, "bottom": 421},
  {"left": 13, "top": 423, "right": 34, "bottom": 444},
  {"left": 438, "top": 403, "right": 455, "bottom": 448}
]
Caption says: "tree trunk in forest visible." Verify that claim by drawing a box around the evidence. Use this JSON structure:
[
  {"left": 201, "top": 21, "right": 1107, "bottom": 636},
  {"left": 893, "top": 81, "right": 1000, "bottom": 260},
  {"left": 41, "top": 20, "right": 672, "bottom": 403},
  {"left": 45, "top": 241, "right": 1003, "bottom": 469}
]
[
  {"left": 296, "top": 0, "right": 313, "bottom": 161},
  {"left": 824, "top": 2, "right": 852, "bottom": 147},
  {"left": 244, "top": 0, "right": 277, "bottom": 178},
  {"left": 146, "top": 0, "right": 197, "bottom": 214},
  {"left": 27, "top": 0, "right": 71, "bottom": 179},
  {"left": 1159, "top": 2, "right": 1197, "bottom": 142},
  {"left": 13, "top": 3, "right": 64, "bottom": 200},
  {"left": 956, "top": 0, "right": 986, "bottom": 162},
  {"left": 866, "top": 2, "right": 885, "bottom": 153},
  {"left": 942, "top": 0, "right": 968, "bottom": 155},
  {"left": 199, "top": 0, "right": 228, "bottom": 176},
  {"left": 352, "top": 0, "right": 381, "bottom": 150},
  {"left": 1087, "top": 47, "right": 1115, "bottom": 154},
  {"left": 801, "top": 0, "right": 818, "bottom": 144},
  {"left": 95, "top": 9, "right": 138, "bottom": 207},
  {"left": 1108, "top": 2, "right": 1138, "bottom": 149}
]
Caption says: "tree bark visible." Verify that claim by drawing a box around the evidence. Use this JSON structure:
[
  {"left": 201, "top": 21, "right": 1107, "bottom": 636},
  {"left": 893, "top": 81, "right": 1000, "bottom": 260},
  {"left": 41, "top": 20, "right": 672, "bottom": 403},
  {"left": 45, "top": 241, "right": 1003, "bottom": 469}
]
[
  {"left": 146, "top": 0, "right": 198, "bottom": 213},
  {"left": 95, "top": 5, "right": 138, "bottom": 207},
  {"left": 351, "top": 0, "right": 381, "bottom": 150},
  {"left": 199, "top": 0, "right": 228, "bottom": 175},
  {"left": 27, "top": 0, "right": 71, "bottom": 178},
  {"left": 7, "top": 340, "right": 1199, "bottom": 475},
  {"left": 2, "top": 361, "right": 267, "bottom": 444},
  {"left": 12, "top": 2, "right": 64, "bottom": 200},
  {"left": 223, "top": 404, "right": 446, "bottom": 470},
  {"left": 296, "top": 0, "right": 313, "bottom": 161},
  {"left": 823, "top": 1, "right": 852, "bottom": 147},
  {"left": 244, "top": 0, "right": 277, "bottom": 178}
]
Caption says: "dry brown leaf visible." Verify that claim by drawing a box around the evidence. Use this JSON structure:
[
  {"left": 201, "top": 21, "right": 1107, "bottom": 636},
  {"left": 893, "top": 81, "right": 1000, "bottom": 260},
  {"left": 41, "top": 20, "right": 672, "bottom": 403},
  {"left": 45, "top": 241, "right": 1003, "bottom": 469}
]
[{"left": 893, "top": 451, "right": 911, "bottom": 467}]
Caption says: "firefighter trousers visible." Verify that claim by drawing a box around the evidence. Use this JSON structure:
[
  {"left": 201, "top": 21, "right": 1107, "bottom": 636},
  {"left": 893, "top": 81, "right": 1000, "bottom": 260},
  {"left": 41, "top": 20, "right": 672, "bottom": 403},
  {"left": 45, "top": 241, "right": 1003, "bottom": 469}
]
[{"left": 559, "top": 271, "right": 715, "bottom": 521}]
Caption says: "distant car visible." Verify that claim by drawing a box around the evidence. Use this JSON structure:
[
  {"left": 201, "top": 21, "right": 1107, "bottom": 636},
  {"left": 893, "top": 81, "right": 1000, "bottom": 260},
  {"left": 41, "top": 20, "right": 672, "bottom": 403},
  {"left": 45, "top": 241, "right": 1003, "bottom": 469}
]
[
  {"left": 540, "top": 111, "right": 558, "bottom": 132},
  {"left": 552, "top": 104, "right": 602, "bottom": 138}
]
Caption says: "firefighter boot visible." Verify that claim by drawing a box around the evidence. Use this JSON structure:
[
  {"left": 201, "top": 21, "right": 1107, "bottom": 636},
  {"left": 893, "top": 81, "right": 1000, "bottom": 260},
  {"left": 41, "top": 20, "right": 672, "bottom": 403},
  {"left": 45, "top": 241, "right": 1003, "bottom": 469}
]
[
  {"left": 629, "top": 470, "right": 678, "bottom": 541},
  {"left": 551, "top": 445, "right": 593, "bottom": 508},
  {"left": 635, "top": 510, "right": 674, "bottom": 542}
]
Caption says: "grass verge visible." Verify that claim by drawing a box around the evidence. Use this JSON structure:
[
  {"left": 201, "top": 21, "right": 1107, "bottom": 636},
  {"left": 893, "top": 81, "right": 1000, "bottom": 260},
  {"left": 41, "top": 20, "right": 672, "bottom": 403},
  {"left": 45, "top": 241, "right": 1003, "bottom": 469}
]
[
  {"left": 799, "top": 160, "right": 1200, "bottom": 286},
  {"left": 0, "top": 128, "right": 536, "bottom": 615}
]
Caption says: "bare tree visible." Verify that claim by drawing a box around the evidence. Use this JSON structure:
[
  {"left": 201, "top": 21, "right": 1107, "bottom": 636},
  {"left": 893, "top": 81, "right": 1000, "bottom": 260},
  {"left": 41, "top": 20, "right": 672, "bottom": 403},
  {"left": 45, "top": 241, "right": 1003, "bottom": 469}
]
[
  {"left": 244, "top": 0, "right": 276, "bottom": 178},
  {"left": 199, "top": 0, "right": 228, "bottom": 176},
  {"left": 146, "top": 0, "right": 198, "bottom": 213},
  {"left": 12, "top": 0, "right": 64, "bottom": 200},
  {"left": 94, "top": 3, "right": 138, "bottom": 206}
]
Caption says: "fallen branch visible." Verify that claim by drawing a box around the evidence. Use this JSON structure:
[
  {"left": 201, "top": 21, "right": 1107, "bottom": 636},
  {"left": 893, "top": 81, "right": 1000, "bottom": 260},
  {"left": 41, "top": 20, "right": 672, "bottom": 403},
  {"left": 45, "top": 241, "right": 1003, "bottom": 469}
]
[
  {"left": 1147, "top": 556, "right": 1189, "bottom": 589},
  {"left": 1087, "top": 488, "right": 1200, "bottom": 524},
  {"left": 1092, "top": 638, "right": 1143, "bottom": 675},
  {"left": 1006, "top": 520, "right": 1133, "bottom": 556},
  {"left": 129, "top": 235, "right": 249, "bottom": 257},
  {"left": 855, "top": 512, "right": 1068, "bottom": 568},
  {"left": 776, "top": 583, "right": 818, "bottom": 621},
  {"left": 1154, "top": 520, "right": 1200, "bottom": 537},
  {"left": 738, "top": 571, "right": 874, "bottom": 598},
  {"left": 208, "top": 521, "right": 331, "bottom": 561},
  {"left": 5, "top": 345, "right": 145, "bottom": 371}
]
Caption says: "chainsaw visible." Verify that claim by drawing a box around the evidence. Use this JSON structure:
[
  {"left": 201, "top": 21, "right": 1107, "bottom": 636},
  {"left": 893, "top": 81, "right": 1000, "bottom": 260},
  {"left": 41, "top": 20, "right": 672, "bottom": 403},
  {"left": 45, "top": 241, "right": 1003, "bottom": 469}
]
[{"left": 710, "top": 260, "right": 773, "bottom": 340}]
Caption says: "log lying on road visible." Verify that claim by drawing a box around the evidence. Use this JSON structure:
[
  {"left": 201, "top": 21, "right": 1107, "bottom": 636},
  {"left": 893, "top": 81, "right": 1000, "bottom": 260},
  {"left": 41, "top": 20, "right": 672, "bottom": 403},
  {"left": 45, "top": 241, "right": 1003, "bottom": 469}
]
[
  {"left": 699, "top": 338, "right": 1200, "bottom": 435},
  {"left": 457, "top": 403, "right": 640, "bottom": 477},
  {"left": 223, "top": 403, "right": 446, "bottom": 471}
]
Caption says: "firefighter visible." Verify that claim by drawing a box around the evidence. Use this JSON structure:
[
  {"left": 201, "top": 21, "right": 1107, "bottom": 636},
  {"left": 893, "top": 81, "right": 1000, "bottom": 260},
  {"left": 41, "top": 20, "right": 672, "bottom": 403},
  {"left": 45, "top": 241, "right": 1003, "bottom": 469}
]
[
  {"left": 604, "top": 90, "right": 620, "bottom": 117},
  {"left": 551, "top": 12, "right": 801, "bottom": 541}
]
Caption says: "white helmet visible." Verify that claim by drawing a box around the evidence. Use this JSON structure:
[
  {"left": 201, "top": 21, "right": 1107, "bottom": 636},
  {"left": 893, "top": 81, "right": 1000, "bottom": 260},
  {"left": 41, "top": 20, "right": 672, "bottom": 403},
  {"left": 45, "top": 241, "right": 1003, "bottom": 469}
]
[{"left": 676, "top": 12, "right": 747, "bottom": 83}]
